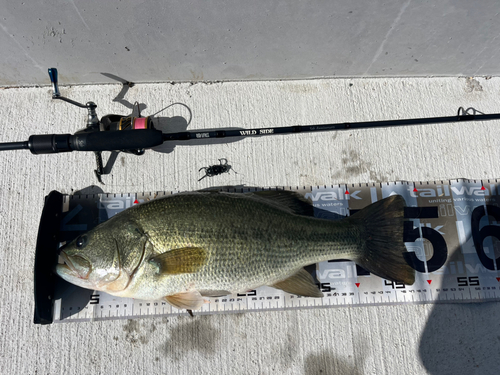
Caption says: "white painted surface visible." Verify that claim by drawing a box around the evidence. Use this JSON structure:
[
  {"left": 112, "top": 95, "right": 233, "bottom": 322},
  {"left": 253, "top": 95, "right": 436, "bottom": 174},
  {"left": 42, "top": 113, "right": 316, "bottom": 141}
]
[
  {"left": 1, "top": 0, "right": 500, "bottom": 85},
  {"left": 0, "top": 76, "right": 499, "bottom": 374}
]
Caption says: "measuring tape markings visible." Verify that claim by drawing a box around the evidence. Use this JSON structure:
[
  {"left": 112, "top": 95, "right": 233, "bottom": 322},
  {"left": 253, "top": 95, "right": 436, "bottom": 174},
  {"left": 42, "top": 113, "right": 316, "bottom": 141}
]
[{"left": 54, "top": 179, "right": 500, "bottom": 322}]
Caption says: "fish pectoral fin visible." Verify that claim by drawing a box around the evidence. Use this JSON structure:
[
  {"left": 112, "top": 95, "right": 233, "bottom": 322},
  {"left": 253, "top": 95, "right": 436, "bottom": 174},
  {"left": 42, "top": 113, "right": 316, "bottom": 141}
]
[
  {"left": 149, "top": 247, "right": 207, "bottom": 275},
  {"left": 270, "top": 269, "right": 324, "bottom": 298},
  {"left": 165, "top": 291, "right": 204, "bottom": 310}
]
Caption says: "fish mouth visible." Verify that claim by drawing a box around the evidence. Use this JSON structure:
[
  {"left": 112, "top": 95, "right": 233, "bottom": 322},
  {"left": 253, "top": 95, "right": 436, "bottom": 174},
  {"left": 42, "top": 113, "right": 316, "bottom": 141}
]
[{"left": 58, "top": 251, "right": 91, "bottom": 280}]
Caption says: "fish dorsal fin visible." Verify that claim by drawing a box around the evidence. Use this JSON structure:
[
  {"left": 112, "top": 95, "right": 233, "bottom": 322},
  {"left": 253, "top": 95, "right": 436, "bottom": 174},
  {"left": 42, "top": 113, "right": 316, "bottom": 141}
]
[
  {"left": 251, "top": 190, "right": 315, "bottom": 216},
  {"left": 165, "top": 291, "right": 205, "bottom": 310},
  {"left": 149, "top": 247, "right": 207, "bottom": 275},
  {"left": 270, "top": 268, "right": 324, "bottom": 297}
]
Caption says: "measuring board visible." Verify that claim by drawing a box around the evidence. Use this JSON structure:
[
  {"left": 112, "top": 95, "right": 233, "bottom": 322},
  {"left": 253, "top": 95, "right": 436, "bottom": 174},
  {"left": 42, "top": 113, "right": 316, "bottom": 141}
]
[{"left": 49, "top": 179, "right": 500, "bottom": 323}]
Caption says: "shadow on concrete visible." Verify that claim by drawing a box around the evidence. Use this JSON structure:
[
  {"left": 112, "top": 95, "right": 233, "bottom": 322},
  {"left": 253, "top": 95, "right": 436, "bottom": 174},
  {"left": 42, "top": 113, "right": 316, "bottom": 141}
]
[
  {"left": 101, "top": 72, "right": 147, "bottom": 114},
  {"left": 418, "top": 243, "right": 500, "bottom": 374},
  {"left": 419, "top": 302, "right": 500, "bottom": 374},
  {"left": 152, "top": 116, "right": 245, "bottom": 154},
  {"left": 418, "top": 193, "right": 500, "bottom": 375}
]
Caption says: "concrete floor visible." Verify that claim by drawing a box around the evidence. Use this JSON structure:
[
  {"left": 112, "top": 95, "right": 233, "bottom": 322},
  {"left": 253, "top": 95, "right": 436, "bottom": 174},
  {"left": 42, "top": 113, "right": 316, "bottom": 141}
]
[{"left": 0, "top": 76, "right": 499, "bottom": 374}]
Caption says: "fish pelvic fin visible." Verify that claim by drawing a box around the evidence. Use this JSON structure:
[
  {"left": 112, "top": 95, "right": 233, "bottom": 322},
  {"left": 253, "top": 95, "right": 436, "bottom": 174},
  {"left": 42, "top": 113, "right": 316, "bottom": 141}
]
[
  {"left": 271, "top": 268, "right": 324, "bottom": 297},
  {"left": 350, "top": 195, "right": 415, "bottom": 285},
  {"left": 149, "top": 247, "right": 207, "bottom": 275},
  {"left": 165, "top": 291, "right": 205, "bottom": 310}
]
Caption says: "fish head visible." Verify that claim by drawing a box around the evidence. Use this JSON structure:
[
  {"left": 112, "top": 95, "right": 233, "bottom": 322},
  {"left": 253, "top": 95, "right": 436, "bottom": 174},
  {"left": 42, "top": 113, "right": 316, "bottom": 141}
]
[{"left": 56, "top": 219, "right": 147, "bottom": 293}]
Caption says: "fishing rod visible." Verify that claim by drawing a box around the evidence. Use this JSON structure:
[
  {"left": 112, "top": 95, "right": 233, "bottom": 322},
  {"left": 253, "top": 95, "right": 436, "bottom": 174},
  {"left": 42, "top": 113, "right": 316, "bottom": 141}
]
[
  {"left": 2, "top": 68, "right": 499, "bottom": 183},
  {"left": 161, "top": 108, "right": 500, "bottom": 141}
]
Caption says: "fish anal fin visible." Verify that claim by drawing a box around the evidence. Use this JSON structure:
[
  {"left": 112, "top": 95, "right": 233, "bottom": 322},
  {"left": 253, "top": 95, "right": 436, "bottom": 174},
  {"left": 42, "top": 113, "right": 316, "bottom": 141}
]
[
  {"left": 149, "top": 247, "right": 207, "bottom": 275},
  {"left": 271, "top": 269, "right": 323, "bottom": 298},
  {"left": 165, "top": 291, "right": 204, "bottom": 310}
]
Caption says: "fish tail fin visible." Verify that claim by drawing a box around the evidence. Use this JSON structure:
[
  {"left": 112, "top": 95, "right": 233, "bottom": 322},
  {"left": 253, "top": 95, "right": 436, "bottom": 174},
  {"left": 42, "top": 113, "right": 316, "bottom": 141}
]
[{"left": 349, "top": 195, "right": 415, "bottom": 285}]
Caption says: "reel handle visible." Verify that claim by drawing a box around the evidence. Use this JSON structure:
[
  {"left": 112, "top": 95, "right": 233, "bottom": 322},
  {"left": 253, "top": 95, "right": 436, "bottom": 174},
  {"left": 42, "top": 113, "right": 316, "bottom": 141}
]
[{"left": 48, "top": 68, "right": 60, "bottom": 97}]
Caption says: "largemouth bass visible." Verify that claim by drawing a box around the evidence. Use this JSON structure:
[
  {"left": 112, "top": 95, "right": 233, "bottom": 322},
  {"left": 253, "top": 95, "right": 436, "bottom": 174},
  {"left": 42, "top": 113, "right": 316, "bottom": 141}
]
[{"left": 56, "top": 191, "right": 415, "bottom": 310}]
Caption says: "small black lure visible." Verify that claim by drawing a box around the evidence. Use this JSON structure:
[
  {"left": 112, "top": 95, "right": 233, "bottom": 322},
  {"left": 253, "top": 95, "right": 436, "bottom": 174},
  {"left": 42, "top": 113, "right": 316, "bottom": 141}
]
[{"left": 198, "top": 158, "right": 232, "bottom": 181}]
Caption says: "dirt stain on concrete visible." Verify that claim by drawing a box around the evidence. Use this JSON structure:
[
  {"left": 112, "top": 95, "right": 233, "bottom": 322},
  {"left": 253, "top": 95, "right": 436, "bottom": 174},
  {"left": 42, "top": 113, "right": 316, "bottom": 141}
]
[
  {"left": 122, "top": 319, "right": 156, "bottom": 345},
  {"left": 332, "top": 150, "right": 388, "bottom": 183},
  {"left": 465, "top": 78, "right": 483, "bottom": 93},
  {"left": 162, "top": 316, "right": 221, "bottom": 361}
]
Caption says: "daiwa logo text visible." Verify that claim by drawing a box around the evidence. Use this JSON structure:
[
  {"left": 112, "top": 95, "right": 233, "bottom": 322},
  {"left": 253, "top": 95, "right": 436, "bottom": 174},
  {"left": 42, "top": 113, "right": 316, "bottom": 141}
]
[{"left": 408, "top": 185, "right": 494, "bottom": 198}]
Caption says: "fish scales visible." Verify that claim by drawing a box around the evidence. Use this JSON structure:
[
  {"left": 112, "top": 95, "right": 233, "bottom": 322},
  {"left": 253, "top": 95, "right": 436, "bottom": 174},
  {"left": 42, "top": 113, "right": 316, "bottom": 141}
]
[{"left": 124, "top": 193, "right": 361, "bottom": 297}]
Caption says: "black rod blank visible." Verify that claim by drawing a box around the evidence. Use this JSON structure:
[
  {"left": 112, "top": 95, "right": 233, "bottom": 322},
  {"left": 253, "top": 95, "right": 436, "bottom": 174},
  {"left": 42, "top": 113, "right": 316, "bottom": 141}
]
[
  {"left": 0, "top": 141, "right": 29, "bottom": 151},
  {"left": 161, "top": 112, "right": 500, "bottom": 142}
]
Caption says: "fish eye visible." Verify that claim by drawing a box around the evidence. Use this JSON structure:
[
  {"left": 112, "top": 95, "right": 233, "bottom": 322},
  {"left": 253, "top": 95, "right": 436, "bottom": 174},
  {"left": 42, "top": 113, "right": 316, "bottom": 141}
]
[{"left": 76, "top": 235, "right": 88, "bottom": 249}]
